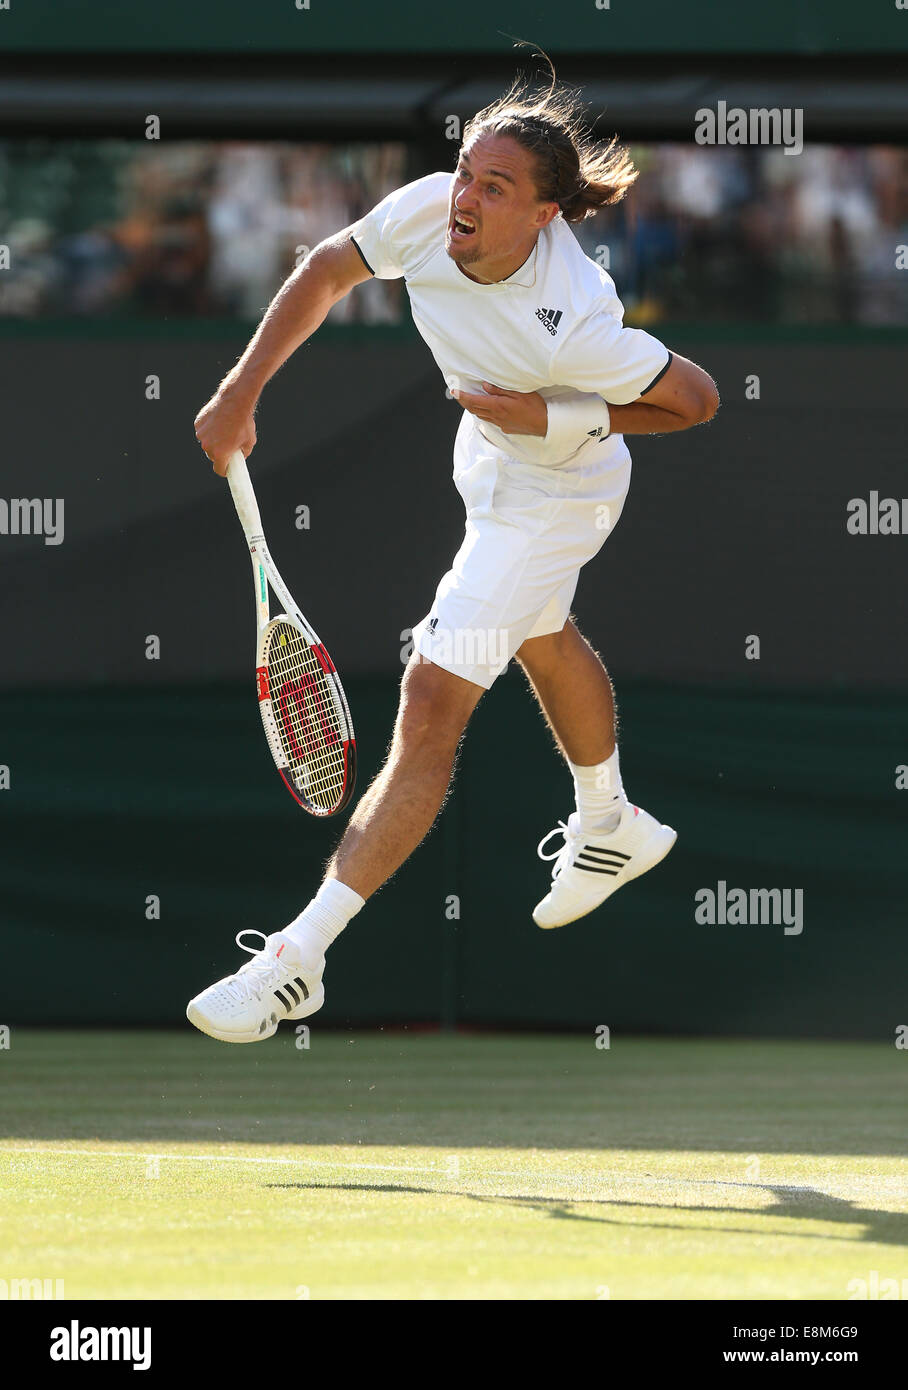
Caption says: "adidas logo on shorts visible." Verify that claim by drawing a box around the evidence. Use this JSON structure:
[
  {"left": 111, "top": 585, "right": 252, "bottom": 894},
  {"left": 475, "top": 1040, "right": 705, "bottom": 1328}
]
[{"left": 535, "top": 307, "right": 563, "bottom": 335}]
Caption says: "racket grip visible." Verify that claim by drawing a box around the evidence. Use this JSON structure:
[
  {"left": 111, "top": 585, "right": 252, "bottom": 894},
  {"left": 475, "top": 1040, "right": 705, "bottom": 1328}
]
[{"left": 226, "top": 451, "right": 265, "bottom": 542}]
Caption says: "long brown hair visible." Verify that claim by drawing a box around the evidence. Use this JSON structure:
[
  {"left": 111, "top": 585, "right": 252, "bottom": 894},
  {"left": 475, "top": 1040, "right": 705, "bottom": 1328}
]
[{"left": 462, "top": 50, "right": 638, "bottom": 223}]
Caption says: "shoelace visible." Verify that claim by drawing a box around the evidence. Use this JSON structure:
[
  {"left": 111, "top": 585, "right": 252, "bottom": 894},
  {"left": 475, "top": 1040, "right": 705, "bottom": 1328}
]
[
  {"left": 224, "top": 930, "right": 286, "bottom": 1005},
  {"left": 537, "top": 820, "right": 581, "bottom": 880}
]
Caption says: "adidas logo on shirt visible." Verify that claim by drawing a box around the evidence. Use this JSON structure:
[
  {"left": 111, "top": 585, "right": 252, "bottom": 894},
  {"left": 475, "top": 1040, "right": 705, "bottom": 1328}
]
[{"left": 535, "top": 307, "right": 563, "bottom": 335}]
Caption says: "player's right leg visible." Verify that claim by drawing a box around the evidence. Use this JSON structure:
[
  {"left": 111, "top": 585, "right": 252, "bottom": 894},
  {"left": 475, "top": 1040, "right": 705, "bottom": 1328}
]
[{"left": 186, "top": 654, "right": 483, "bottom": 1042}]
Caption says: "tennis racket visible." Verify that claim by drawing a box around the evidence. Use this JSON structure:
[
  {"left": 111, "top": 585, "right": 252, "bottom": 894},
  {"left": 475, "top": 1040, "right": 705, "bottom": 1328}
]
[{"left": 226, "top": 450, "right": 356, "bottom": 816}]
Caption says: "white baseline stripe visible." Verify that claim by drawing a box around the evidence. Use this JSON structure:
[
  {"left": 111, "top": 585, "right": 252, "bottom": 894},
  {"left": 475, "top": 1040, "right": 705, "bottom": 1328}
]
[
  {"left": 3, "top": 1147, "right": 440, "bottom": 1176},
  {"left": 2, "top": 1147, "right": 902, "bottom": 1198}
]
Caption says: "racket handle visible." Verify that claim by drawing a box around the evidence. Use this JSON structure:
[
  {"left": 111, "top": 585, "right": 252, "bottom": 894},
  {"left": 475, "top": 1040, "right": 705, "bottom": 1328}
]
[{"left": 226, "top": 450, "right": 265, "bottom": 543}]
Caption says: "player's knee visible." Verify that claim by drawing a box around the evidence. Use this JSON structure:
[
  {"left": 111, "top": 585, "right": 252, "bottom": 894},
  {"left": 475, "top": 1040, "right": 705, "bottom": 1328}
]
[
  {"left": 517, "top": 622, "right": 575, "bottom": 674},
  {"left": 398, "top": 661, "right": 477, "bottom": 748}
]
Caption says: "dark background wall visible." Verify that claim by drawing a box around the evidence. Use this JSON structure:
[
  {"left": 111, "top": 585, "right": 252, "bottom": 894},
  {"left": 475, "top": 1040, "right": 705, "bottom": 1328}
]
[
  {"left": 2, "top": 676, "right": 904, "bottom": 1036},
  {"left": 1, "top": 327, "right": 906, "bottom": 690},
  {"left": 1, "top": 326, "right": 905, "bottom": 1036},
  {"left": 3, "top": 0, "right": 906, "bottom": 55},
  {"left": 0, "top": 6, "right": 905, "bottom": 1037}
]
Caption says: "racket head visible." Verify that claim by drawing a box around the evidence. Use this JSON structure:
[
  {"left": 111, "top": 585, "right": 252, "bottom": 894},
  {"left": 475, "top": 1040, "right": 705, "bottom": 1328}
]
[{"left": 255, "top": 613, "right": 356, "bottom": 816}]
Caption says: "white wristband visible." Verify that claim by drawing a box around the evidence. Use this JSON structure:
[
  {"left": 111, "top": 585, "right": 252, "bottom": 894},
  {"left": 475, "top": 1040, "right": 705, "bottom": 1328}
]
[{"left": 542, "top": 393, "right": 611, "bottom": 464}]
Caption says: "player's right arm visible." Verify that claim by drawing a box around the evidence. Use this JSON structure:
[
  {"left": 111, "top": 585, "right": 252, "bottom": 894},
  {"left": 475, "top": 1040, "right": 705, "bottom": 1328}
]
[{"left": 194, "top": 229, "right": 372, "bottom": 475}]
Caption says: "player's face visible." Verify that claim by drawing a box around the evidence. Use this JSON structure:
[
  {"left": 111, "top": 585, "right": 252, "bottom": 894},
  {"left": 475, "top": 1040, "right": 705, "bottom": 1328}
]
[{"left": 446, "top": 133, "right": 559, "bottom": 280}]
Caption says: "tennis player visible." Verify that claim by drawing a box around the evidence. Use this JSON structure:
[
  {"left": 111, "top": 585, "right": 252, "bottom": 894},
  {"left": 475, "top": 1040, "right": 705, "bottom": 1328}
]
[{"left": 188, "top": 68, "right": 719, "bottom": 1043}]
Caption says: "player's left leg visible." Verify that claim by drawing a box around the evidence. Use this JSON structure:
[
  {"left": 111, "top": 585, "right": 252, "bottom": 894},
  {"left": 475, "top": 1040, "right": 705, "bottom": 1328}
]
[
  {"left": 517, "top": 618, "right": 617, "bottom": 766},
  {"left": 517, "top": 619, "right": 676, "bottom": 929},
  {"left": 324, "top": 652, "right": 484, "bottom": 899}
]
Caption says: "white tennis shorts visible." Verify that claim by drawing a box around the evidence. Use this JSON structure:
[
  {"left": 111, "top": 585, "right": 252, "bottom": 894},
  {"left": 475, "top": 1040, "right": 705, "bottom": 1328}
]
[{"left": 412, "top": 411, "right": 632, "bottom": 689}]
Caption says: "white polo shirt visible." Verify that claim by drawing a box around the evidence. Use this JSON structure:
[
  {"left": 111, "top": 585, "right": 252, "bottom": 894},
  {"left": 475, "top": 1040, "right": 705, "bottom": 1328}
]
[{"left": 349, "top": 171, "right": 671, "bottom": 467}]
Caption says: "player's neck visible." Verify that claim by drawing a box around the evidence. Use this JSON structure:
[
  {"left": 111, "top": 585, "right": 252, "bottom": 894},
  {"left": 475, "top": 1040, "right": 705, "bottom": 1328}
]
[{"left": 456, "top": 240, "right": 537, "bottom": 286}]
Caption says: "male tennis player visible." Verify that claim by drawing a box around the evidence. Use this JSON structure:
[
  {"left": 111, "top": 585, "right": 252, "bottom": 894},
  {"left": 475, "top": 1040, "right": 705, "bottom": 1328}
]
[{"left": 188, "top": 68, "right": 718, "bottom": 1043}]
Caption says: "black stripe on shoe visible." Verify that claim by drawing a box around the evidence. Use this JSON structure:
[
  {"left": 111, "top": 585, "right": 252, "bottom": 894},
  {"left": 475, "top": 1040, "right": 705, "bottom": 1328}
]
[
  {"left": 581, "top": 844, "right": 631, "bottom": 861},
  {"left": 284, "top": 983, "right": 300, "bottom": 1008},
  {"left": 575, "top": 862, "right": 621, "bottom": 875},
  {"left": 293, "top": 977, "right": 310, "bottom": 1000},
  {"left": 274, "top": 988, "right": 291, "bottom": 1011}
]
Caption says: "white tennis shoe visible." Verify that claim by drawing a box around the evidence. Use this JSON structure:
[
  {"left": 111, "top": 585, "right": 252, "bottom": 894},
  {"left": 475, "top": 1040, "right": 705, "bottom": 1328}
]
[
  {"left": 533, "top": 803, "right": 677, "bottom": 929},
  {"left": 186, "top": 930, "right": 324, "bottom": 1043}
]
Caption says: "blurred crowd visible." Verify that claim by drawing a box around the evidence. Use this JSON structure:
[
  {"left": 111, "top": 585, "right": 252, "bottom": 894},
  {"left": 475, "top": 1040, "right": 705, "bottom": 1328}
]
[
  {"left": 0, "top": 141, "right": 406, "bottom": 322},
  {"left": 577, "top": 144, "right": 908, "bottom": 325},
  {"left": 0, "top": 139, "right": 906, "bottom": 324}
]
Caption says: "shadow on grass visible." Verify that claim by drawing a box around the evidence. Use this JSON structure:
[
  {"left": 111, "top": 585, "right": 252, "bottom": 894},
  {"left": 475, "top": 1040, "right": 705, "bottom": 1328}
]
[{"left": 266, "top": 1181, "right": 908, "bottom": 1248}]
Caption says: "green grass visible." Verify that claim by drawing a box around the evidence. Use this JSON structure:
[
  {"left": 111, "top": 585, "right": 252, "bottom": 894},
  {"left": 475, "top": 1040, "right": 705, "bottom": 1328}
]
[{"left": 1, "top": 1031, "right": 906, "bottom": 1300}]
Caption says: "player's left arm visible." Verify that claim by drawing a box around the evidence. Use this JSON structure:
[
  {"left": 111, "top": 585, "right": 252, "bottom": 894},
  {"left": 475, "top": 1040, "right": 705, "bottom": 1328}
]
[
  {"left": 453, "top": 353, "right": 718, "bottom": 440},
  {"left": 607, "top": 353, "right": 720, "bottom": 435}
]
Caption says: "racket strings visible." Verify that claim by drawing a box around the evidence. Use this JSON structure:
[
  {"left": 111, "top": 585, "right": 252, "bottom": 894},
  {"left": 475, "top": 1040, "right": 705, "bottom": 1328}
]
[{"left": 263, "top": 620, "right": 349, "bottom": 812}]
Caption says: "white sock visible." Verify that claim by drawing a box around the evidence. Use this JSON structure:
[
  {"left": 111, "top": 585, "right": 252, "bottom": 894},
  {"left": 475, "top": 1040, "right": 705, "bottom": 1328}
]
[
  {"left": 283, "top": 879, "right": 365, "bottom": 970},
  {"left": 569, "top": 748, "right": 627, "bottom": 835}
]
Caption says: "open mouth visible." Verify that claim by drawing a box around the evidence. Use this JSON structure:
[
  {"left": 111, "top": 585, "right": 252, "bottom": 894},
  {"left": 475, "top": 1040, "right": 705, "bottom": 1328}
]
[{"left": 451, "top": 211, "right": 477, "bottom": 239}]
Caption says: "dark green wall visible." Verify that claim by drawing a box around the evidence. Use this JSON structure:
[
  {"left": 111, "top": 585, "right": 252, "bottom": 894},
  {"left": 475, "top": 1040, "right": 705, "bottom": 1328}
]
[
  {"left": 1, "top": 324, "right": 905, "bottom": 1035},
  {"left": 1, "top": 0, "right": 905, "bottom": 54},
  {"left": 1, "top": 679, "right": 905, "bottom": 1037},
  {"left": 1, "top": 326, "right": 906, "bottom": 691}
]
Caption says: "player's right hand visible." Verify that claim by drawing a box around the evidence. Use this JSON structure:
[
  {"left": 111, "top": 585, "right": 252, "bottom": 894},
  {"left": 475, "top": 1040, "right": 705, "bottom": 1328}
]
[{"left": 194, "top": 390, "right": 257, "bottom": 476}]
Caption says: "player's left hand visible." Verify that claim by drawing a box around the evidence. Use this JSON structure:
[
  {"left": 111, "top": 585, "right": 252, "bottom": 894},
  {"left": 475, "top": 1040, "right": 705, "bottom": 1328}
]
[{"left": 452, "top": 382, "right": 548, "bottom": 437}]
